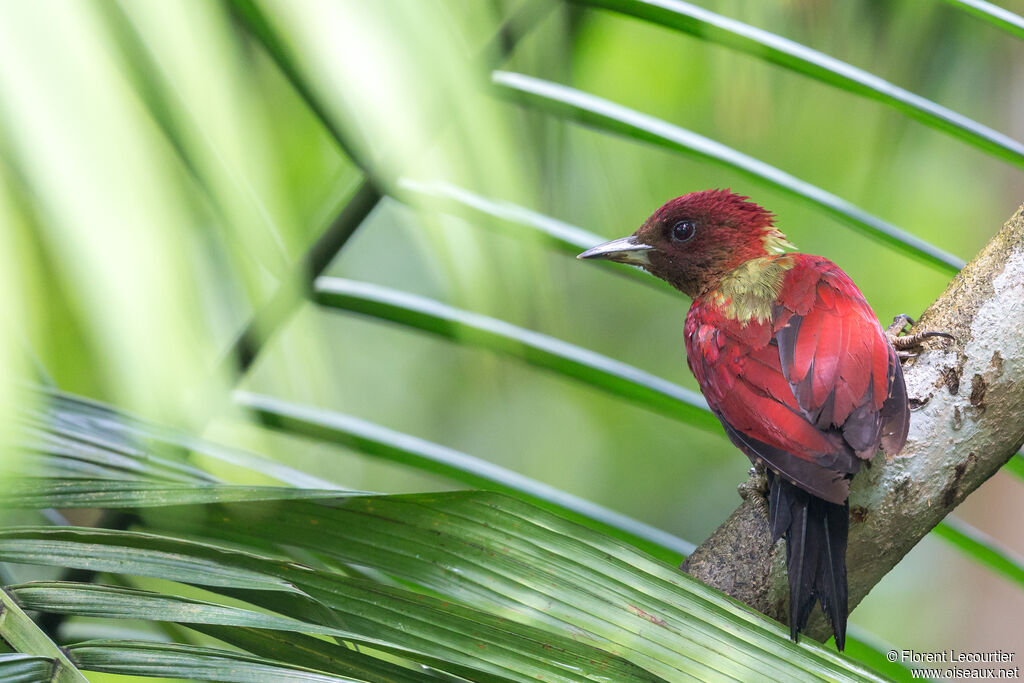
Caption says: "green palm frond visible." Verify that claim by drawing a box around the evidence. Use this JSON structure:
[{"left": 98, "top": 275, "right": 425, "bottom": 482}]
[
  {"left": 492, "top": 71, "right": 965, "bottom": 273},
  {"left": 2, "top": 1, "right": 1020, "bottom": 680},
  {"left": 0, "top": 588, "right": 87, "bottom": 682},
  {"left": 2, "top": 480, "right": 884, "bottom": 681},
  {"left": 573, "top": 0, "right": 1024, "bottom": 167},
  {"left": 938, "top": 0, "right": 1024, "bottom": 39}
]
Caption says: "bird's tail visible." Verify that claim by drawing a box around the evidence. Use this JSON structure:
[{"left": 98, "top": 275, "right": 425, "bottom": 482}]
[{"left": 767, "top": 472, "right": 849, "bottom": 650}]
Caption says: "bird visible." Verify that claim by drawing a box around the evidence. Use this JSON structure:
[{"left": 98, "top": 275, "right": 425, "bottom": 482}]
[{"left": 577, "top": 189, "right": 948, "bottom": 650}]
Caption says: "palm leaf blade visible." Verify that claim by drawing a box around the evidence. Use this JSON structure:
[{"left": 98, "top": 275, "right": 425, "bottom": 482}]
[
  {"left": 314, "top": 277, "right": 716, "bottom": 428},
  {"left": 139, "top": 492, "right": 886, "bottom": 681},
  {"left": 933, "top": 517, "right": 1024, "bottom": 589},
  {"left": 0, "top": 654, "right": 58, "bottom": 683},
  {"left": 492, "top": 71, "right": 965, "bottom": 274},
  {"left": 66, "top": 641, "right": 367, "bottom": 683},
  {"left": 938, "top": 0, "right": 1024, "bottom": 40},
  {"left": 398, "top": 179, "right": 674, "bottom": 292},
  {"left": 1, "top": 531, "right": 665, "bottom": 683},
  {"left": 0, "top": 484, "right": 884, "bottom": 681},
  {"left": 575, "top": 0, "right": 1024, "bottom": 167},
  {"left": 0, "top": 588, "right": 88, "bottom": 682},
  {"left": 236, "top": 391, "right": 696, "bottom": 559},
  {"left": 186, "top": 625, "right": 466, "bottom": 683}
]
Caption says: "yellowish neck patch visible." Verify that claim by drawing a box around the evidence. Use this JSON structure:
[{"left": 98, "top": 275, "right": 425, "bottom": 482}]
[
  {"left": 763, "top": 228, "right": 796, "bottom": 255},
  {"left": 709, "top": 255, "right": 795, "bottom": 323}
]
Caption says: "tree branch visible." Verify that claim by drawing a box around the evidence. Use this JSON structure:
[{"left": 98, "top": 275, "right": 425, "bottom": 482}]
[{"left": 682, "top": 203, "right": 1024, "bottom": 640}]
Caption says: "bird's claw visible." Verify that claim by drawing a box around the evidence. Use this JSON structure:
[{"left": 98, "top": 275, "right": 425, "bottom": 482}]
[
  {"left": 885, "top": 314, "right": 954, "bottom": 358},
  {"left": 886, "top": 314, "right": 915, "bottom": 335},
  {"left": 738, "top": 465, "right": 770, "bottom": 517}
]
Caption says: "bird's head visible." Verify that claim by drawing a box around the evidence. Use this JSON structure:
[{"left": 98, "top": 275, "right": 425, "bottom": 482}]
[{"left": 577, "top": 189, "right": 794, "bottom": 298}]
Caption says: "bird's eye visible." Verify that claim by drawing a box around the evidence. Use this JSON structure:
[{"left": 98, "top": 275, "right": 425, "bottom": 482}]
[{"left": 671, "top": 220, "right": 696, "bottom": 242}]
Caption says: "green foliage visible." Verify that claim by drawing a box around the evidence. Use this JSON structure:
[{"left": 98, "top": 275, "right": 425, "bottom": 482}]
[
  {"left": 67, "top": 641, "right": 370, "bottom": 683},
  {"left": 0, "top": 654, "right": 61, "bottom": 683},
  {"left": 2, "top": 394, "right": 887, "bottom": 681},
  {"left": 574, "top": 0, "right": 1024, "bottom": 167},
  {"left": 0, "top": 588, "right": 87, "bottom": 683},
  {"left": 933, "top": 517, "right": 1024, "bottom": 590},
  {"left": 1, "top": 0, "right": 1022, "bottom": 680},
  {"left": 937, "top": 0, "right": 1024, "bottom": 39},
  {"left": 314, "top": 277, "right": 714, "bottom": 428},
  {"left": 492, "top": 71, "right": 964, "bottom": 273},
  {"left": 238, "top": 391, "right": 696, "bottom": 559}
]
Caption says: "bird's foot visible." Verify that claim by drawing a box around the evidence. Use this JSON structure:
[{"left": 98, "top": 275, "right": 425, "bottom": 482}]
[
  {"left": 738, "top": 465, "right": 770, "bottom": 517},
  {"left": 885, "top": 314, "right": 955, "bottom": 359}
]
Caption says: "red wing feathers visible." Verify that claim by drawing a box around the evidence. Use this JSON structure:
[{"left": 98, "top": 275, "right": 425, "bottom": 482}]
[{"left": 685, "top": 255, "right": 909, "bottom": 504}]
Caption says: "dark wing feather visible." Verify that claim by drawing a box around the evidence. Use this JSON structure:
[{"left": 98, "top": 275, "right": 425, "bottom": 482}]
[
  {"left": 768, "top": 472, "right": 849, "bottom": 649},
  {"left": 719, "top": 414, "right": 851, "bottom": 504}
]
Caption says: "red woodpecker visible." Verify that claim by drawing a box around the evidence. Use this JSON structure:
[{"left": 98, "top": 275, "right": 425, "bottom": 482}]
[{"left": 579, "top": 189, "right": 947, "bottom": 649}]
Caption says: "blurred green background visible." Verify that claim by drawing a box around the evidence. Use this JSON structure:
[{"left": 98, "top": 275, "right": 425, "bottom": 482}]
[{"left": 1, "top": 0, "right": 1022, "bottom": 669}]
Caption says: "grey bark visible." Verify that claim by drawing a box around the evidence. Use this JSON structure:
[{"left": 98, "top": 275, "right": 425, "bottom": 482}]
[{"left": 681, "top": 203, "right": 1024, "bottom": 641}]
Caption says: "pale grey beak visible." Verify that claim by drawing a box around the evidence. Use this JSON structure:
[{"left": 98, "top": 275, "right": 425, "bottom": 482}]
[{"left": 577, "top": 236, "right": 653, "bottom": 266}]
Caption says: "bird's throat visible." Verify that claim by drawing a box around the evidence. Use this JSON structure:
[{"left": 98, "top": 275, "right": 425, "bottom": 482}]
[{"left": 705, "top": 255, "right": 795, "bottom": 324}]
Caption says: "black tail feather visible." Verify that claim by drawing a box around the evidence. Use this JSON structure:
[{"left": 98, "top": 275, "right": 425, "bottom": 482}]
[{"left": 768, "top": 472, "right": 849, "bottom": 650}]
